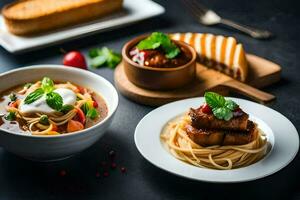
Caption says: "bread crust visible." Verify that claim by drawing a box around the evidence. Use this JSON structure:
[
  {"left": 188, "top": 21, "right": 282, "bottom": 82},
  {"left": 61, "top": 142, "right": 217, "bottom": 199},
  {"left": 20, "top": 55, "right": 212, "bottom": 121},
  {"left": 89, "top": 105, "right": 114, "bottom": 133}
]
[
  {"left": 2, "top": 0, "right": 123, "bottom": 35},
  {"left": 170, "top": 33, "right": 248, "bottom": 82}
]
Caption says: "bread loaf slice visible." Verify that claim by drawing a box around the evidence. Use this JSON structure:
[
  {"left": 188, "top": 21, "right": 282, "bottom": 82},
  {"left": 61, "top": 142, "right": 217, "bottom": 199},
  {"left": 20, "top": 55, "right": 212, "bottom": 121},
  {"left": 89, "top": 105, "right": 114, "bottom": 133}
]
[
  {"left": 2, "top": 0, "right": 123, "bottom": 35},
  {"left": 170, "top": 33, "right": 248, "bottom": 82}
]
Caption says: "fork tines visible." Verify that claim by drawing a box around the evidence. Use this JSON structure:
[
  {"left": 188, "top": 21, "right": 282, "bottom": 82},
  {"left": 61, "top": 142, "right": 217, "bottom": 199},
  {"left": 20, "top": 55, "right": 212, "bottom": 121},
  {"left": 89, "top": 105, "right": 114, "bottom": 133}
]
[{"left": 181, "top": 0, "right": 209, "bottom": 18}]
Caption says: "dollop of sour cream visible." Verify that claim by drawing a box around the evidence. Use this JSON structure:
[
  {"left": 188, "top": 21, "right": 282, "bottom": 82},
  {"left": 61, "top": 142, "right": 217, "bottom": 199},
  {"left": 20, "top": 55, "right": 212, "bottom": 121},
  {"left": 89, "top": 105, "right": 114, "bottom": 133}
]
[{"left": 19, "top": 88, "right": 76, "bottom": 115}]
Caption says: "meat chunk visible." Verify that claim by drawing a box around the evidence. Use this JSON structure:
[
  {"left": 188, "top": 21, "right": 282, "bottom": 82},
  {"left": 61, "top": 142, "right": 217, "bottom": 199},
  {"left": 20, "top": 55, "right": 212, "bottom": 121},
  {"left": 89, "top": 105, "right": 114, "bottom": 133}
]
[
  {"left": 185, "top": 121, "right": 257, "bottom": 147},
  {"left": 186, "top": 125, "right": 224, "bottom": 146},
  {"left": 223, "top": 121, "right": 258, "bottom": 145},
  {"left": 189, "top": 108, "right": 249, "bottom": 131}
]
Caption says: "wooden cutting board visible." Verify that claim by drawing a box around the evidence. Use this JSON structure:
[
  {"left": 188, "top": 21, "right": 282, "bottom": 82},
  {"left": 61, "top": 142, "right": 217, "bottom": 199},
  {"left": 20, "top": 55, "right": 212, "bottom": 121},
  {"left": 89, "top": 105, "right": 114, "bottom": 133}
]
[{"left": 114, "top": 54, "right": 281, "bottom": 106}]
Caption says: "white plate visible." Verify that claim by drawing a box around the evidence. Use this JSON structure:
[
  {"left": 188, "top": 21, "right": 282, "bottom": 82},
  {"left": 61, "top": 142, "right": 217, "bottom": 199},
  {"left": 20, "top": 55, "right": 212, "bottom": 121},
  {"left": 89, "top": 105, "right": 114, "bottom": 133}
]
[
  {"left": 134, "top": 97, "right": 299, "bottom": 183},
  {"left": 0, "top": 0, "right": 164, "bottom": 53}
]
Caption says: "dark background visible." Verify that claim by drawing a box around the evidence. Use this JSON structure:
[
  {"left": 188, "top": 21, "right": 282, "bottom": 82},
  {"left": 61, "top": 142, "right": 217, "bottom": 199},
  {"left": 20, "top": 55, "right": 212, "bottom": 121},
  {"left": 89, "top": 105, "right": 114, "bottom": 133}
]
[{"left": 0, "top": 0, "right": 300, "bottom": 199}]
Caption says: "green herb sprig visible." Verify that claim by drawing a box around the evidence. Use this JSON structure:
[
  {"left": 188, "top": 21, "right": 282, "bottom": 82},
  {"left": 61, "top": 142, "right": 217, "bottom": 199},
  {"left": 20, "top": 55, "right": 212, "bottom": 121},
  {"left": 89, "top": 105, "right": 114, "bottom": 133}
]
[
  {"left": 46, "top": 92, "right": 63, "bottom": 111},
  {"left": 137, "top": 32, "right": 180, "bottom": 59},
  {"left": 9, "top": 93, "right": 17, "bottom": 102},
  {"left": 204, "top": 92, "right": 239, "bottom": 121},
  {"left": 24, "top": 77, "right": 65, "bottom": 112},
  {"left": 89, "top": 47, "right": 121, "bottom": 69},
  {"left": 81, "top": 102, "right": 99, "bottom": 120},
  {"left": 24, "top": 88, "right": 44, "bottom": 104},
  {"left": 39, "top": 115, "right": 49, "bottom": 125},
  {"left": 60, "top": 105, "right": 74, "bottom": 114},
  {"left": 41, "top": 77, "right": 54, "bottom": 93},
  {"left": 5, "top": 111, "right": 16, "bottom": 121}
]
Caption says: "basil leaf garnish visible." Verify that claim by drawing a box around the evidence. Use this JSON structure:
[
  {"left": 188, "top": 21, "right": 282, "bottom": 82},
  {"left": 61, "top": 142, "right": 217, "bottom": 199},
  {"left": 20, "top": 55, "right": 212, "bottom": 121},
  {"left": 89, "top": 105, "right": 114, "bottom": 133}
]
[
  {"left": 86, "top": 108, "right": 99, "bottom": 120},
  {"left": 41, "top": 77, "right": 54, "bottom": 93},
  {"left": 46, "top": 92, "right": 63, "bottom": 111},
  {"left": 89, "top": 47, "right": 121, "bottom": 69},
  {"left": 212, "top": 107, "right": 233, "bottom": 121},
  {"left": 204, "top": 92, "right": 225, "bottom": 108},
  {"left": 224, "top": 99, "right": 238, "bottom": 110},
  {"left": 81, "top": 102, "right": 90, "bottom": 115},
  {"left": 137, "top": 32, "right": 180, "bottom": 59},
  {"left": 204, "top": 92, "right": 239, "bottom": 121},
  {"left": 5, "top": 111, "right": 16, "bottom": 121},
  {"left": 39, "top": 115, "right": 49, "bottom": 125},
  {"left": 60, "top": 104, "right": 74, "bottom": 114},
  {"left": 9, "top": 93, "right": 17, "bottom": 102},
  {"left": 24, "top": 88, "right": 44, "bottom": 104}
]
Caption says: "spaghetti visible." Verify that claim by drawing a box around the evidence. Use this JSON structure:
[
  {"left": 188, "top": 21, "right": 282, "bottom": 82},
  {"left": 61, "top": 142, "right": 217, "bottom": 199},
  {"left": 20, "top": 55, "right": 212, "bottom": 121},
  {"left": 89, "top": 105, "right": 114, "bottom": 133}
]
[{"left": 161, "top": 114, "right": 268, "bottom": 170}]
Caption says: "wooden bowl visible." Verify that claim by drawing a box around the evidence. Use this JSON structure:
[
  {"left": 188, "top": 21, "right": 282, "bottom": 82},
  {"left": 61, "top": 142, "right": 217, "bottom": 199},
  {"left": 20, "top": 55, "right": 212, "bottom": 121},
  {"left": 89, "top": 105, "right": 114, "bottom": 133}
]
[{"left": 122, "top": 35, "right": 197, "bottom": 90}]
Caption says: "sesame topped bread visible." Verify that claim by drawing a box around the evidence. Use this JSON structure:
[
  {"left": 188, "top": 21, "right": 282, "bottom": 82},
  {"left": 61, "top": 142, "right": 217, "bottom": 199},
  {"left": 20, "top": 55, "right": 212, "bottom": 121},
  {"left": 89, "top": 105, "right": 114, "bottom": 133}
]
[
  {"left": 2, "top": 0, "right": 123, "bottom": 35},
  {"left": 170, "top": 33, "right": 248, "bottom": 82}
]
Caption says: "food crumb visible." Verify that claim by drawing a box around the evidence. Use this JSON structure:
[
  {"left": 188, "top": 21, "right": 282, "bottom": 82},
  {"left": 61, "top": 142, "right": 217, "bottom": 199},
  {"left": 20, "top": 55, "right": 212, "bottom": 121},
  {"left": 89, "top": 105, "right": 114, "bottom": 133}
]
[
  {"left": 103, "top": 172, "right": 109, "bottom": 177},
  {"left": 120, "top": 167, "right": 126, "bottom": 173},
  {"left": 59, "top": 170, "right": 67, "bottom": 177}
]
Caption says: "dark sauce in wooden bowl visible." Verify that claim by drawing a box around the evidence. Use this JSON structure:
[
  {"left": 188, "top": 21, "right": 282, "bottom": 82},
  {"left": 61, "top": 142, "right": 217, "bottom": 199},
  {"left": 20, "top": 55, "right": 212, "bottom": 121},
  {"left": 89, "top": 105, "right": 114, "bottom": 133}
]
[{"left": 129, "top": 44, "right": 192, "bottom": 68}]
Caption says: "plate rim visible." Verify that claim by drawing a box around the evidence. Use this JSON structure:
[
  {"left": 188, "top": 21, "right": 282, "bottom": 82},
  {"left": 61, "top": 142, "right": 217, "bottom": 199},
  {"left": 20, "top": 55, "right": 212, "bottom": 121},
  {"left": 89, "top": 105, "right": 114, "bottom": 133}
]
[
  {"left": 0, "top": 0, "right": 165, "bottom": 53},
  {"left": 134, "top": 97, "right": 299, "bottom": 183}
]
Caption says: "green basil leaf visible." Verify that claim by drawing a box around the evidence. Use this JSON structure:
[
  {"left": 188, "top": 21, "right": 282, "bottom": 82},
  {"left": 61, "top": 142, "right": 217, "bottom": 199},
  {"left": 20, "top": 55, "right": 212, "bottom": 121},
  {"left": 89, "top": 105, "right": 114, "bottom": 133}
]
[
  {"left": 41, "top": 77, "right": 54, "bottom": 93},
  {"left": 204, "top": 92, "right": 226, "bottom": 108},
  {"left": 24, "top": 88, "right": 44, "bottom": 104},
  {"left": 89, "top": 47, "right": 121, "bottom": 69},
  {"left": 212, "top": 107, "right": 233, "bottom": 121},
  {"left": 60, "top": 105, "right": 74, "bottom": 114},
  {"left": 81, "top": 103, "right": 90, "bottom": 115},
  {"left": 137, "top": 32, "right": 180, "bottom": 59},
  {"left": 89, "top": 48, "right": 101, "bottom": 58},
  {"left": 137, "top": 40, "right": 161, "bottom": 50},
  {"left": 102, "top": 47, "right": 121, "bottom": 69},
  {"left": 165, "top": 47, "right": 180, "bottom": 59},
  {"left": 91, "top": 55, "right": 107, "bottom": 68},
  {"left": 5, "top": 111, "right": 16, "bottom": 121},
  {"left": 46, "top": 92, "right": 63, "bottom": 111},
  {"left": 225, "top": 99, "right": 238, "bottom": 111},
  {"left": 86, "top": 108, "right": 98, "bottom": 120},
  {"left": 9, "top": 93, "right": 17, "bottom": 102},
  {"left": 39, "top": 115, "right": 49, "bottom": 125}
]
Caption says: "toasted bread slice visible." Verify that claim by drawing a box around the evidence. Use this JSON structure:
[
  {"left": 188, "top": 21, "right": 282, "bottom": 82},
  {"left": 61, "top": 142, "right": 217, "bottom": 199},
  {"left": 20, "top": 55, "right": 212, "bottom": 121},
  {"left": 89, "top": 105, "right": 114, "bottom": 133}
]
[
  {"left": 2, "top": 0, "right": 123, "bottom": 35},
  {"left": 170, "top": 33, "right": 248, "bottom": 82}
]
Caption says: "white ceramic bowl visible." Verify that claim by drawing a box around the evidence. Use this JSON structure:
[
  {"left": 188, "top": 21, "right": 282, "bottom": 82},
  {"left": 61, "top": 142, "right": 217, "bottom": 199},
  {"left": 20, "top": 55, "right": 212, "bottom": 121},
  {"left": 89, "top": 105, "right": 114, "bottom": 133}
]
[{"left": 0, "top": 65, "right": 119, "bottom": 161}]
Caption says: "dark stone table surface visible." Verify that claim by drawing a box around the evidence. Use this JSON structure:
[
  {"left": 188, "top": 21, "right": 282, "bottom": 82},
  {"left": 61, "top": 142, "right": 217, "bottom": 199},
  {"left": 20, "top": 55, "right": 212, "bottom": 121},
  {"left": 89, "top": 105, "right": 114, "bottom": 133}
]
[{"left": 0, "top": 0, "right": 299, "bottom": 199}]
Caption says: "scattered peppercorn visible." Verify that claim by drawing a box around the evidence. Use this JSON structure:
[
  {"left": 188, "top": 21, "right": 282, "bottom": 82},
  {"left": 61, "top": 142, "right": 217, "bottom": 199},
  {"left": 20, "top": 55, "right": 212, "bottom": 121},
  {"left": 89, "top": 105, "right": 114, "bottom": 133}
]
[
  {"left": 111, "top": 163, "right": 117, "bottom": 169},
  {"left": 109, "top": 150, "right": 116, "bottom": 159},
  {"left": 59, "top": 170, "right": 67, "bottom": 177},
  {"left": 103, "top": 172, "right": 109, "bottom": 177},
  {"left": 120, "top": 167, "right": 126, "bottom": 173}
]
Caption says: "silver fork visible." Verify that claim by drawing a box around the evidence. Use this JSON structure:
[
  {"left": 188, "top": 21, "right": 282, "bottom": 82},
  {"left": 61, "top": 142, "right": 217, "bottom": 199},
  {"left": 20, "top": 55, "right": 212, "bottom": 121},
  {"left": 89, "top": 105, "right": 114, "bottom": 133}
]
[{"left": 182, "top": 0, "right": 272, "bottom": 39}]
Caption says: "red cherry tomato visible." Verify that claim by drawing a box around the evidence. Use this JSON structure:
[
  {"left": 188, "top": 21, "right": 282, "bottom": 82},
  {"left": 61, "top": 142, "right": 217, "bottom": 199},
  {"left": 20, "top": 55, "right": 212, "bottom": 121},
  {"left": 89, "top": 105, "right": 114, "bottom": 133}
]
[
  {"left": 76, "top": 108, "right": 86, "bottom": 124},
  {"left": 52, "top": 124, "right": 58, "bottom": 132},
  {"left": 63, "top": 51, "right": 87, "bottom": 69},
  {"left": 9, "top": 101, "right": 18, "bottom": 108},
  {"left": 93, "top": 100, "right": 98, "bottom": 108},
  {"left": 77, "top": 86, "right": 85, "bottom": 94},
  {"left": 202, "top": 103, "right": 212, "bottom": 114}
]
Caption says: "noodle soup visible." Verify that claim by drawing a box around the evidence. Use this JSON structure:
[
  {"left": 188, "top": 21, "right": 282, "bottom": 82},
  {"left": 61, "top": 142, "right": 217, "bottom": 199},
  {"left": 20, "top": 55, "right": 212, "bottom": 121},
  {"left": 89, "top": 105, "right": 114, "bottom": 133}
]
[{"left": 0, "top": 77, "right": 108, "bottom": 135}]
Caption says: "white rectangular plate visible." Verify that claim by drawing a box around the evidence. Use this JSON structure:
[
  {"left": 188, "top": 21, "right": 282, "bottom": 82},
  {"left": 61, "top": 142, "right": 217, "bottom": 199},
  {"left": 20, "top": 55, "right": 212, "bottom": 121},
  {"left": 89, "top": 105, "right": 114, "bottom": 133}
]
[{"left": 0, "top": 0, "right": 165, "bottom": 53}]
